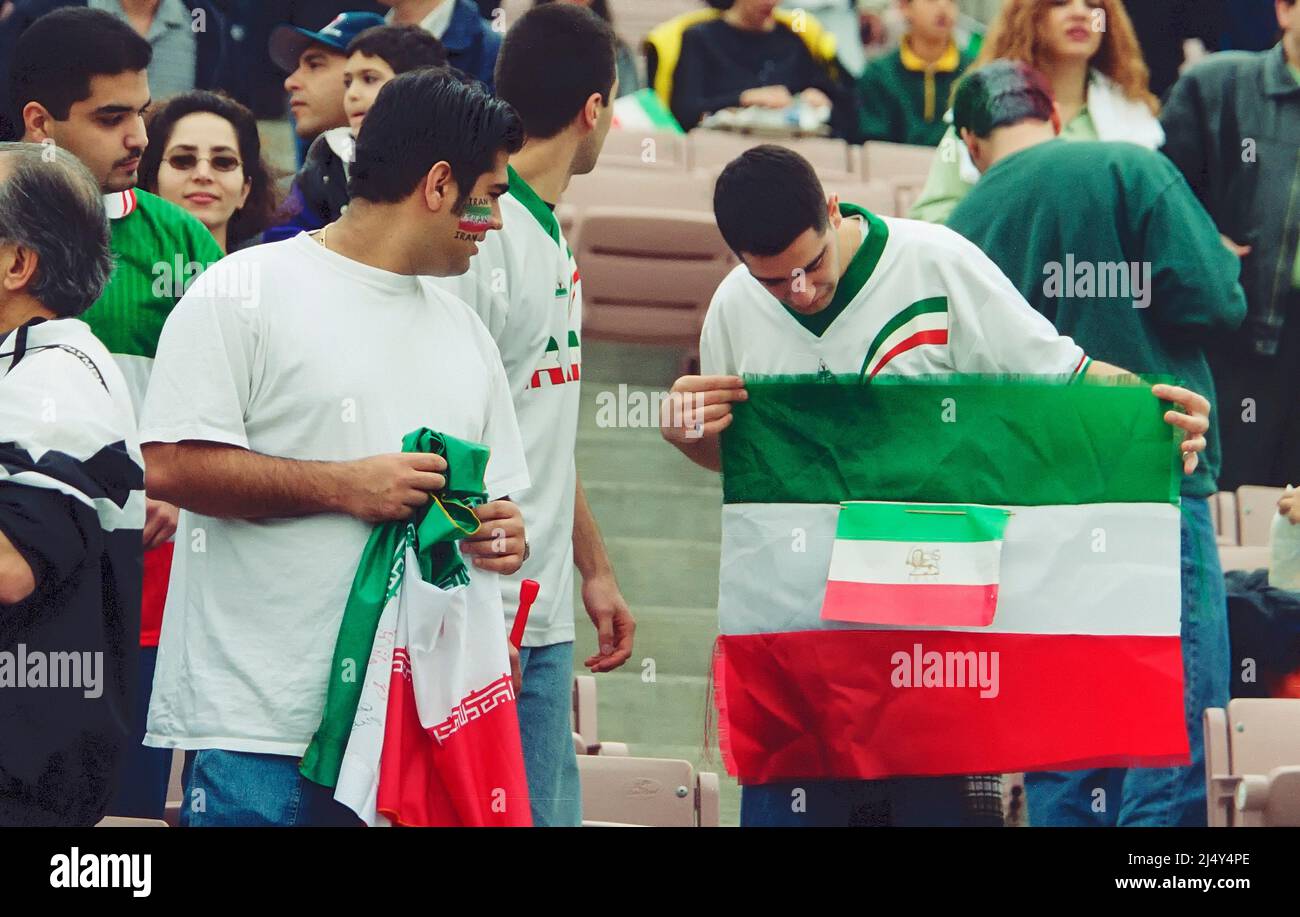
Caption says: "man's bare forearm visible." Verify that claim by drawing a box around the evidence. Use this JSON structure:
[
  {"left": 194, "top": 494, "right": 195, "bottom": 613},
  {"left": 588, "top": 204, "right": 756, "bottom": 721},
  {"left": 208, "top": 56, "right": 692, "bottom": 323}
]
[
  {"left": 669, "top": 436, "right": 723, "bottom": 473},
  {"left": 573, "top": 476, "right": 613, "bottom": 579},
  {"left": 144, "top": 441, "right": 350, "bottom": 521}
]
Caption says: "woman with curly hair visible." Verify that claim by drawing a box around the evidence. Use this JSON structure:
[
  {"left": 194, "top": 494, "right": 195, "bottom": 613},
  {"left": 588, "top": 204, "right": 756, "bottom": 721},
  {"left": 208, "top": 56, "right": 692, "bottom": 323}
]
[
  {"left": 140, "top": 91, "right": 282, "bottom": 252},
  {"left": 908, "top": 0, "right": 1162, "bottom": 223}
]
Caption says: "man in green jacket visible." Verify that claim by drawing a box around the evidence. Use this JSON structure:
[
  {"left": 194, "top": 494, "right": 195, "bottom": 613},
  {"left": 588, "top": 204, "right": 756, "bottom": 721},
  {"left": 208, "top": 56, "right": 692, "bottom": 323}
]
[
  {"left": 947, "top": 60, "right": 1247, "bottom": 827},
  {"left": 1159, "top": 0, "right": 1300, "bottom": 489}
]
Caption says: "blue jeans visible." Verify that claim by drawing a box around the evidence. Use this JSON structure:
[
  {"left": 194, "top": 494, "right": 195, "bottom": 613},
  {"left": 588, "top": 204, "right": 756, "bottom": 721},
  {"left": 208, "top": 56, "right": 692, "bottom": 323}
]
[
  {"left": 741, "top": 776, "right": 979, "bottom": 827},
  {"left": 517, "top": 642, "right": 582, "bottom": 827},
  {"left": 180, "top": 749, "right": 361, "bottom": 827},
  {"left": 1025, "top": 496, "right": 1229, "bottom": 826},
  {"left": 106, "top": 645, "right": 172, "bottom": 818}
]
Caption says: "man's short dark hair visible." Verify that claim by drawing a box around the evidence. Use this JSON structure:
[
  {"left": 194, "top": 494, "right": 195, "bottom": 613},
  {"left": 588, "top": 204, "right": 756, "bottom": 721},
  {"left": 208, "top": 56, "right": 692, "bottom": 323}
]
[
  {"left": 952, "top": 61, "right": 1056, "bottom": 139},
  {"left": 713, "top": 146, "right": 829, "bottom": 258},
  {"left": 346, "top": 24, "right": 448, "bottom": 74},
  {"left": 10, "top": 8, "right": 152, "bottom": 123},
  {"left": 0, "top": 142, "right": 112, "bottom": 318},
  {"left": 495, "top": 3, "right": 616, "bottom": 140},
  {"left": 349, "top": 69, "right": 523, "bottom": 209}
]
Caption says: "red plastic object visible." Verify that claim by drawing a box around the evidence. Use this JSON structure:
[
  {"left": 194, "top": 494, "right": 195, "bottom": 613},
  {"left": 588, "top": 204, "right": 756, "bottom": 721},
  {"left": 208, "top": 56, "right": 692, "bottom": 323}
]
[{"left": 510, "top": 580, "right": 540, "bottom": 649}]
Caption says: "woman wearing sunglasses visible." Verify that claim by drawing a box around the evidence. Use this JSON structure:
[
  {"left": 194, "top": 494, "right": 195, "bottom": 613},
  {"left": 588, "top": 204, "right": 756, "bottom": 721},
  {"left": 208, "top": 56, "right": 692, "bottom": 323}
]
[{"left": 140, "top": 91, "right": 281, "bottom": 253}]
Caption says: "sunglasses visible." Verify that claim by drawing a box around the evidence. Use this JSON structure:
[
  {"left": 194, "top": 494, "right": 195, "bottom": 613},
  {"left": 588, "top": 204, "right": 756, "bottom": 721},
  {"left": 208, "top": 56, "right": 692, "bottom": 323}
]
[{"left": 165, "top": 152, "right": 242, "bottom": 173}]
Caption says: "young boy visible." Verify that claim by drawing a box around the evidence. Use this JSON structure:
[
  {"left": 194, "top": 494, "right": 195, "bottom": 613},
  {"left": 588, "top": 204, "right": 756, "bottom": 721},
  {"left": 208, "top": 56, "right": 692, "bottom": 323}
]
[
  {"left": 265, "top": 23, "right": 446, "bottom": 242},
  {"left": 428, "top": 2, "right": 633, "bottom": 828},
  {"left": 856, "top": 0, "right": 973, "bottom": 146},
  {"left": 139, "top": 71, "right": 531, "bottom": 826},
  {"left": 659, "top": 145, "right": 1211, "bottom": 826}
]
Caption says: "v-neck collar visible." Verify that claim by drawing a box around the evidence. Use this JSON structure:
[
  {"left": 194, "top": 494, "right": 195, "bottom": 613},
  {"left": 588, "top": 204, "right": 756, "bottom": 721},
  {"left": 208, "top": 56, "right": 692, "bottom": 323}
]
[
  {"left": 507, "top": 164, "right": 561, "bottom": 247},
  {"left": 783, "top": 203, "right": 889, "bottom": 338}
]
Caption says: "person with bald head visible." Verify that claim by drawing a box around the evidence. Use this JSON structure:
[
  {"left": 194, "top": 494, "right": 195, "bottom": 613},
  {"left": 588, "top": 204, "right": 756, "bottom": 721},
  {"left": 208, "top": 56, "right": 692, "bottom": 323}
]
[{"left": 0, "top": 142, "right": 145, "bottom": 826}]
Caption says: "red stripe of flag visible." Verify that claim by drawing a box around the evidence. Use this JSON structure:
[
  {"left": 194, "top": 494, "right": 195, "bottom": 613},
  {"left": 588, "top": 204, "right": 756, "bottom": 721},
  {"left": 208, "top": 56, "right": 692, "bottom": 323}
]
[
  {"left": 821, "top": 581, "right": 999, "bottom": 627},
  {"left": 714, "top": 629, "right": 1187, "bottom": 784}
]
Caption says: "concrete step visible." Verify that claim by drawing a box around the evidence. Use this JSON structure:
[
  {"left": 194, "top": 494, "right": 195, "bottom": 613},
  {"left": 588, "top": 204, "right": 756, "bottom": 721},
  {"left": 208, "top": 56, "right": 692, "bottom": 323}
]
[
  {"left": 581, "top": 480, "right": 722, "bottom": 541},
  {"left": 582, "top": 671, "right": 713, "bottom": 747},
  {"left": 570, "top": 604, "right": 718, "bottom": 679},
  {"left": 580, "top": 341, "right": 688, "bottom": 388},
  {"left": 600, "top": 536, "right": 719, "bottom": 609},
  {"left": 576, "top": 436, "right": 720, "bottom": 489}
]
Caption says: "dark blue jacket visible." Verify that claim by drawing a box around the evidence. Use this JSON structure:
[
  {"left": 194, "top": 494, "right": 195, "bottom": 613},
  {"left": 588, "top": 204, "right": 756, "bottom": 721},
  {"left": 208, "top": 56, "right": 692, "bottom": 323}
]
[{"left": 443, "top": 0, "right": 500, "bottom": 92}]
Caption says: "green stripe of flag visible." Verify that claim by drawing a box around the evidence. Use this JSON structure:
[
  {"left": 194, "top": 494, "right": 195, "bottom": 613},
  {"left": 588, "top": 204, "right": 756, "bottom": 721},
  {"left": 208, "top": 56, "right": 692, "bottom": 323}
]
[
  {"left": 836, "top": 502, "right": 1011, "bottom": 542},
  {"left": 859, "top": 296, "right": 948, "bottom": 377},
  {"left": 721, "top": 375, "right": 1180, "bottom": 506}
]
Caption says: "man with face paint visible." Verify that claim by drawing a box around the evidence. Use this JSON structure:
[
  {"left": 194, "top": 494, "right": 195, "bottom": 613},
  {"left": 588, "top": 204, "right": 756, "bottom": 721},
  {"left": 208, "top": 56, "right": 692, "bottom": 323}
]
[
  {"left": 137, "top": 71, "right": 531, "bottom": 826},
  {"left": 427, "top": 3, "right": 631, "bottom": 828}
]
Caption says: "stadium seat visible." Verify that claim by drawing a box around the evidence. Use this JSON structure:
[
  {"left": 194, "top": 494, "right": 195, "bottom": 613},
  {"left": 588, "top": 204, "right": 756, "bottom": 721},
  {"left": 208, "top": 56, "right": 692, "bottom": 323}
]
[
  {"left": 611, "top": 0, "right": 700, "bottom": 50},
  {"left": 163, "top": 749, "right": 184, "bottom": 827},
  {"left": 601, "top": 128, "right": 688, "bottom": 170},
  {"left": 1237, "top": 485, "right": 1285, "bottom": 547},
  {"left": 1218, "top": 544, "right": 1269, "bottom": 572},
  {"left": 860, "top": 141, "right": 937, "bottom": 182},
  {"left": 1203, "top": 698, "right": 1300, "bottom": 826},
  {"left": 576, "top": 206, "right": 736, "bottom": 346},
  {"left": 573, "top": 674, "right": 629, "bottom": 756},
  {"left": 688, "top": 129, "right": 857, "bottom": 181},
  {"left": 1218, "top": 490, "right": 1240, "bottom": 545},
  {"left": 577, "top": 754, "right": 721, "bottom": 826},
  {"left": 564, "top": 166, "right": 715, "bottom": 212},
  {"left": 95, "top": 816, "right": 168, "bottom": 827},
  {"left": 821, "top": 179, "right": 898, "bottom": 217}
]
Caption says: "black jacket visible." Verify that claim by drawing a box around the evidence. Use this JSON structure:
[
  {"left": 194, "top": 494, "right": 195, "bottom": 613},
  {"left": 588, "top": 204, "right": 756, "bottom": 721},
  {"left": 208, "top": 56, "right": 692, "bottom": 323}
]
[
  {"left": 0, "top": 0, "right": 233, "bottom": 140},
  {"left": 1160, "top": 44, "right": 1300, "bottom": 357},
  {"left": 261, "top": 128, "right": 349, "bottom": 243}
]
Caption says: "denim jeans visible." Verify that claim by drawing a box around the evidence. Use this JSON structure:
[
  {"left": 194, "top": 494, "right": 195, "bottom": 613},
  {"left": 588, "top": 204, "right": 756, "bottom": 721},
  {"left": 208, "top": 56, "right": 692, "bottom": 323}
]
[
  {"left": 180, "top": 749, "right": 361, "bottom": 827},
  {"left": 1024, "top": 496, "right": 1229, "bottom": 826},
  {"left": 740, "top": 776, "right": 981, "bottom": 827},
  {"left": 106, "top": 645, "right": 172, "bottom": 819},
  {"left": 517, "top": 642, "right": 582, "bottom": 827}
]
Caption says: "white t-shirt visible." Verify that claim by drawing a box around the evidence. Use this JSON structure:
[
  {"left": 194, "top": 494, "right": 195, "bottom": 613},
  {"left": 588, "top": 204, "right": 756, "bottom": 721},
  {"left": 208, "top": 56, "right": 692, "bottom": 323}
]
[
  {"left": 701, "top": 206, "right": 1089, "bottom": 379},
  {"left": 428, "top": 171, "right": 582, "bottom": 646},
  {"left": 139, "top": 233, "right": 531, "bottom": 756}
]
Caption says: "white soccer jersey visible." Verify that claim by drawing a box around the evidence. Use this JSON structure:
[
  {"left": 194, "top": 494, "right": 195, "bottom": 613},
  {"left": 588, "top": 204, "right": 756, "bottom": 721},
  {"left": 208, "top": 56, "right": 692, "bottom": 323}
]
[
  {"left": 701, "top": 205, "right": 1090, "bottom": 379},
  {"left": 428, "top": 167, "right": 583, "bottom": 647}
]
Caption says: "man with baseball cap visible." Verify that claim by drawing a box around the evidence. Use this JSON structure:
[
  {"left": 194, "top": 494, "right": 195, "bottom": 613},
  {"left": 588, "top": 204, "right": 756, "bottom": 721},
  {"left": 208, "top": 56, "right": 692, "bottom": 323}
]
[{"left": 270, "top": 11, "right": 385, "bottom": 145}]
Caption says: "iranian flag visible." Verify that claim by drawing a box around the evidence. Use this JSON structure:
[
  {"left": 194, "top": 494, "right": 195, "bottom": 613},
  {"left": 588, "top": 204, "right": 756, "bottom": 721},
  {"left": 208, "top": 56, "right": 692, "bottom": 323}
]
[
  {"left": 612, "top": 88, "right": 684, "bottom": 134},
  {"left": 714, "top": 376, "right": 1188, "bottom": 785},
  {"left": 822, "top": 502, "right": 1011, "bottom": 628}
]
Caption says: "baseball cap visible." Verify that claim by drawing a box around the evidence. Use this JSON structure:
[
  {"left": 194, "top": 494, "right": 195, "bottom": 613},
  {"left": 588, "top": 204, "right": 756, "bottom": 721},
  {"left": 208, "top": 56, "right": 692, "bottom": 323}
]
[{"left": 269, "top": 11, "right": 387, "bottom": 73}]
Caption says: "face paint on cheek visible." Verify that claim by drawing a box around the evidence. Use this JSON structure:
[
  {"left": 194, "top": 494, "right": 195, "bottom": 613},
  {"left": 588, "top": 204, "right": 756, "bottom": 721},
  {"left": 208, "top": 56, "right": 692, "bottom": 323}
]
[{"left": 457, "top": 197, "right": 494, "bottom": 234}]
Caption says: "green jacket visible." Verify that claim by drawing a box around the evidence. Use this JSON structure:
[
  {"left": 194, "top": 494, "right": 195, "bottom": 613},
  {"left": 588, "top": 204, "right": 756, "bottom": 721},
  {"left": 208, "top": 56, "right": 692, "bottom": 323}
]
[{"left": 857, "top": 39, "right": 974, "bottom": 146}]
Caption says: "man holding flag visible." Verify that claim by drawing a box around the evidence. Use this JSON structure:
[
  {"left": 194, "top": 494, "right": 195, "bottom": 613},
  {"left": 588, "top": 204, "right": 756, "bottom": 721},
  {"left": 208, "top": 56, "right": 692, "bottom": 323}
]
[{"left": 660, "top": 145, "right": 1210, "bottom": 827}]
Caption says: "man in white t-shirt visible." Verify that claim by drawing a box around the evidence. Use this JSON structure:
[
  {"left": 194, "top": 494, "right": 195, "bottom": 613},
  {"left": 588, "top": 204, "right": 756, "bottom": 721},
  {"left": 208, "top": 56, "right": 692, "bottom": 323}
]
[
  {"left": 660, "top": 145, "right": 1212, "bottom": 827},
  {"left": 428, "top": 3, "right": 632, "bottom": 827},
  {"left": 139, "top": 71, "right": 531, "bottom": 827}
]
